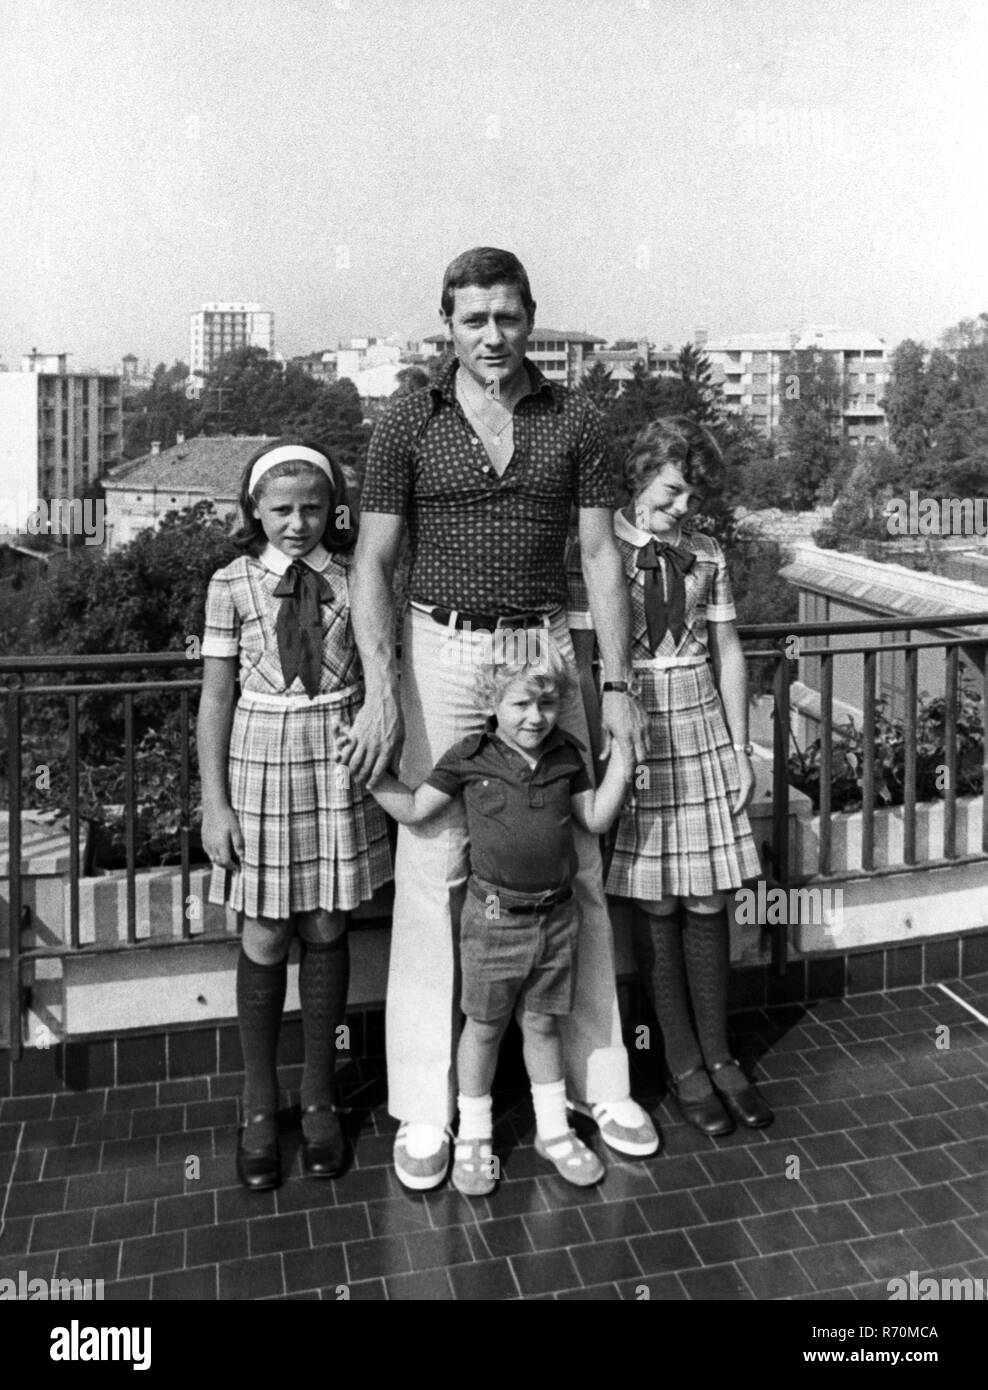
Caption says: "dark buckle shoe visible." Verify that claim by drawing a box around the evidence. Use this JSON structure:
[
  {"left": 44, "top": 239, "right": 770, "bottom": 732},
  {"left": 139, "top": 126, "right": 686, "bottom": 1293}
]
[
  {"left": 236, "top": 1113, "right": 281, "bottom": 1191},
  {"left": 667, "top": 1067, "right": 734, "bottom": 1137},
  {"left": 301, "top": 1104, "right": 345, "bottom": 1179},
  {"left": 711, "top": 1062, "right": 774, "bottom": 1129}
]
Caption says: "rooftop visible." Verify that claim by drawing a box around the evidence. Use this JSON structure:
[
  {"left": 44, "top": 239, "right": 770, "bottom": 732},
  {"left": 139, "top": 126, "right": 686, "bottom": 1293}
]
[
  {"left": 706, "top": 328, "right": 887, "bottom": 354},
  {"left": 103, "top": 437, "right": 272, "bottom": 495}
]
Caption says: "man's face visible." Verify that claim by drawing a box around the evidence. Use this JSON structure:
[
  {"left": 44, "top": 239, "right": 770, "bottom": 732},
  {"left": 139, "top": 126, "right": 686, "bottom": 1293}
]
[{"left": 444, "top": 282, "right": 532, "bottom": 394}]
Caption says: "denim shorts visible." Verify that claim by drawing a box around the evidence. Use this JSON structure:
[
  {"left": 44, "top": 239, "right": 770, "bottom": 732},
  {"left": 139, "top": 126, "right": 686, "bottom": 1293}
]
[{"left": 459, "top": 875, "right": 580, "bottom": 1022}]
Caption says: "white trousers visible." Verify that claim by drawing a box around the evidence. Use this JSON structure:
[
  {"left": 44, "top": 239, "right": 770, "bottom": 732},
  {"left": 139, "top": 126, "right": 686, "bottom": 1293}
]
[{"left": 385, "top": 606, "right": 631, "bottom": 1126}]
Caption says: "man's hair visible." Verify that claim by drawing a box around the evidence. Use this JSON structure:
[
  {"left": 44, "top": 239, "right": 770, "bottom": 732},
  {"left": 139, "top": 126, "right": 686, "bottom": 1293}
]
[
  {"left": 623, "top": 415, "right": 725, "bottom": 501},
  {"left": 440, "top": 247, "right": 536, "bottom": 321},
  {"left": 474, "top": 631, "right": 575, "bottom": 710}
]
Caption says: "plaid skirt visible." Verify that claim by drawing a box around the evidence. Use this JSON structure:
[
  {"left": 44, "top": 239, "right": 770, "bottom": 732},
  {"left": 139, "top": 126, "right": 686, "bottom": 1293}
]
[
  {"left": 606, "top": 663, "right": 762, "bottom": 901},
  {"left": 208, "top": 689, "right": 392, "bottom": 919}
]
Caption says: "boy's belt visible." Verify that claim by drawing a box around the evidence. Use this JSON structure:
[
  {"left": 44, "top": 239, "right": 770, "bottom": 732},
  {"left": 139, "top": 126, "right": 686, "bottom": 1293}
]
[
  {"left": 468, "top": 879, "right": 573, "bottom": 914},
  {"left": 410, "top": 599, "right": 559, "bottom": 632}
]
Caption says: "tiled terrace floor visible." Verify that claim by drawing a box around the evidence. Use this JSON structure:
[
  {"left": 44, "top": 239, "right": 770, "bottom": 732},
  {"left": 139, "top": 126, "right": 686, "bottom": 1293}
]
[{"left": 2, "top": 975, "right": 987, "bottom": 1301}]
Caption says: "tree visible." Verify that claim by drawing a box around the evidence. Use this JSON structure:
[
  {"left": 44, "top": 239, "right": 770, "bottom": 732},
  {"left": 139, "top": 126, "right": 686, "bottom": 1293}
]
[
  {"left": 123, "top": 360, "right": 199, "bottom": 459},
  {"left": 776, "top": 349, "right": 850, "bottom": 508},
  {"left": 393, "top": 366, "right": 430, "bottom": 396},
  {"left": 675, "top": 343, "right": 721, "bottom": 425},
  {"left": 193, "top": 347, "right": 320, "bottom": 437},
  {"left": 286, "top": 378, "right": 371, "bottom": 490},
  {"left": 577, "top": 359, "right": 618, "bottom": 412}
]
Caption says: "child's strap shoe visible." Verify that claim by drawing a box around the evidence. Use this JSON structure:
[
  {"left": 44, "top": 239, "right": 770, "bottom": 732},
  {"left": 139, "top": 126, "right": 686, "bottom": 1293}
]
[
  {"left": 534, "top": 1129, "right": 605, "bottom": 1187},
  {"left": 451, "top": 1137, "right": 498, "bottom": 1196}
]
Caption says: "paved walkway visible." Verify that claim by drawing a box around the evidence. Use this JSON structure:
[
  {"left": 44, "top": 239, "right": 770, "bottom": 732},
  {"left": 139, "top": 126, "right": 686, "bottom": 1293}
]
[{"left": 1, "top": 976, "right": 987, "bottom": 1300}]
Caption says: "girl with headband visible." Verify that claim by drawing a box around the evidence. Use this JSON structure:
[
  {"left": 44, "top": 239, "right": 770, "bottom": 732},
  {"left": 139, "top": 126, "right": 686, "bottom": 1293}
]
[{"left": 198, "top": 438, "right": 392, "bottom": 1190}]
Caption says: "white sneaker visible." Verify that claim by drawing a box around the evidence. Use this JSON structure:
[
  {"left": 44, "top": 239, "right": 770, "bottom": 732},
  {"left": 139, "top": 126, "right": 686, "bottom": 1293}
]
[
  {"left": 570, "top": 1098, "right": 660, "bottom": 1157},
  {"left": 393, "top": 1122, "right": 451, "bottom": 1190}
]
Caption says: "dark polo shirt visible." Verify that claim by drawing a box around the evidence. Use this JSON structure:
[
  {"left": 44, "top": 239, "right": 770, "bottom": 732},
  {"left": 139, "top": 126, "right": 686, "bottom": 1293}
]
[
  {"left": 360, "top": 355, "right": 614, "bottom": 613},
  {"left": 426, "top": 723, "right": 592, "bottom": 894}
]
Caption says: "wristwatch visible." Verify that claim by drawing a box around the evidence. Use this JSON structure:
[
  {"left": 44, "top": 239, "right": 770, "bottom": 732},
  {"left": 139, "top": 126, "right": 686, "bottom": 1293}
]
[
  {"left": 733, "top": 742, "right": 754, "bottom": 755},
  {"left": 602, "top": 681, "right": 630, "bottom": 694}
]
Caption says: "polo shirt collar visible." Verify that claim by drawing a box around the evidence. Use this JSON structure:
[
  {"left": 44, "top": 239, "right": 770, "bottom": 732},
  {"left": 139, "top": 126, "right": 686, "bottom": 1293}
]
[
  {"left": 429, "top": 354, "right": 562, "bottom": 413},
  {"left": 259, "top": 542, "right": 332, "bottom": 576}
]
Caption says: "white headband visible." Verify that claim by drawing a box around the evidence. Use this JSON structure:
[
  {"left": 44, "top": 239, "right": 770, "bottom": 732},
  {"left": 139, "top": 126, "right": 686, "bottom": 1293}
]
[{"left": 249, "top": 445, "right": 333, "bottom": 495}]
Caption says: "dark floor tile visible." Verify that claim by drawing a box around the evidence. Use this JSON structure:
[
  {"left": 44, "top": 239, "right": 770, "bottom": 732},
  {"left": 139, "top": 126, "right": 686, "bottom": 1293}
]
[
  {"left": 944, "top": 1137, "right": 988, "bottom": 1175},
  {"left": 153, "top": 1265, "right": 219, "bottom": 1300},
  {"left": 166, "top": 1028, "right": 218, "bottom": 1079},
  {"left": 847, "top": 1231, "right": 919, "bottom": 1279},
  {"left": 744, "top": 1175, "right": 813, "bottom": 1214},
  {"left": 686, "top": 1219, "right": 760, "bottom": 1266},
  {"left": 895, "top": 1082, "right": 953, "bottom": 1118},
  {"left": 215, "top": 1184, "right": 279, "bottom": 1224},
  {"left": 742, "top": 1210, "right": 813, "bottom": 1255},
  {"left": 617, "top": 1272, "right": 688, "bottom": 1300},
  {"left": 100, "top": 1135, "right": 161, "bottom": 1172},
  {"left": 405, "top": 1224, "right": 475, "bottom": 1271},
  {"left": 581, "top": 1198, "right": 651, "bottom": 1242},
  {"left": 897, "top": 1147, "right": 967, "bottom": 1187},
  {"left": 5, "top": 1177, "right": 67, "bottom": 1218},
  {"left": 0, "top": 1250, "right": 56, "bottom": 1282},
  {"left": 570, "top": 1238, "right": 640, "bottom": 1285},
  {"left": 0, "top": 1217, "right": 33, "bottom": 1258},
  {"left": 93, "top": 1199, "right": 156, "bottom": 1244},
  {"left": 845, "top": 1123, "right": 909, "bottom": 1159},
  {"left": 218, "top": 1253, "right": 284, "bottom": 1300},
  {"left": 479, "top": 1176, "right": 548, "bottom": 1219},
  {"left": 283, "top": 1243, "right": 348, "bottom": 1293},
  {"left": 849, "top": 1192, "right": 921, "bottom": 1236},
  {"left": 19, "top": 1117, "right": 79, "bottom": 1150},
  {"left": 678, "top": 1262, "right": 753, "bottom": 1299},
  {"left": 186, "top": 1220, "right": 249, "bottom": 1267},
  {"left": 922, "top": 937, "right": 960, "bottom": 983},
  {"left": 845, "top": 1157, "right": 919, "bottom": 1196},
  {"left": 337, "top": 1277, "right": 387, "bottom": 1300},
  {"left": 476, "top": 1214, "right": 533, "bottom": 1259},
  {"left": 944, "top": 1106, "right": 988, "bottom": 1142},
  {"left": 696, "top": 1148, "right": 764, "bottom": 1183},
  {"left": 0, "top": 1095, "right": 53, "bottom": 1121},
  {"left": 75, "top": 1111, "right": 132, "bottom": 1144},
  {"left": 446, "top": 1256, "right": 516, "bottom": 1300},
  {"left": 29, "top": 1209, "right": 94, "bottom": 1252},
  {"left": 157, "top": 1076, "right": 211, "bottom": 1105},
  {"left": 961, "top": 930, "right": 988, "bottom": 977},
  {"left": 116, "top": 1037, "right": 167, "bottom": 1087},
  {"left": 331, "top": 1165, "right": 399, "bottom": 1205},
  {"left": 365, "top": 1195, "right": 432, "bottom": 1238},
  {"left": 846, "top": 1093, "right": 908, "bottom": 1126},
  {"left": 801, "top": 1166, "right": 869, "bottom": 1204},
  {"left": 558, "top": 1281, "right": 623, "bottom": 1300},
  {"left": 738, "top": 1251, "right": 816, "bottom": 1299},
  {"left": 902, "top": 1183, "right": 974, "bottom": 1226},
  {"left": 117, "top": 1230, "right": 185, "bottom": 1279},
  {"left": 386, "top": 1267, "right": 455, "bottom": 1300},
  {"left": 8, "top": 1149, "right": 45, "bottom": 1183},
  {"left": 797, "top": 1132, "right": 866, "bottom": 1168},
  {"left": 345, "top": 1234, "right": 410, "bottom": 1282},
  {"left": 247, "top": 1210, "right": 310, "bottom": 1257},
  {"left": 629, "top": 1229, "right": 701, "bottom": 1275},
  {"left": 795, "top": 1241, "right": 870, "bottom": 1291},
  {"left": 649, "top": 1154, "right": 711, "bottom": 1193},
  {"left": 522, "top": 1206, "right": 592, "bottom": 1252},
  {"left": 130, "top": 1105, "right": 186, "bottom": 1138},
  {"left": 54, "top": 1240, "right": 121, "bottom": 1283},
  {"left": 125, "top": 1163, "right": 190, "bottom": 1203},
  {"left": 949, "top": 1174, "right": 988, "bottom": 1212},
  {"left": 937, "top": 1076, "right": 988, "bottom": 1109},
  {"left": 905, "top": 1221, "right": 981, "bottom": 1267},
  {"left": 308, "top": 1204, "right": 373, "bottom": 1247},
  {"left": 637, "top": 1190, "right": 707, "bottom": 1232},
  {"left": 956, "top": 1214, "right": 988, "bottom": 1258},
  {"left": 511, "top": 1247, "right": 580, "bottom": 1297},
  {"left": 692, "top": 1181, "right": 761, "bottom": 1223},
  {"left": 155, "top": 1190, "right": 216, "bottom": 1233},
  {"left": 796, "top": 1202, "right": 870, "bottom": 1245},
  {"left": 63, "top": 1169, "right": 127, "bottom": 1212},
  {"left": 103, "top": 1276, "right": 153, "bottom": 1300}
]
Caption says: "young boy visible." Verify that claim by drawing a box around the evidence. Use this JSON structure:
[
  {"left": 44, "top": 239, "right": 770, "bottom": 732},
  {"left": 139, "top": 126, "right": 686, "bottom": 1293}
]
[{"left": 365, "top": 635, "right": 631, "bottom": 1194}]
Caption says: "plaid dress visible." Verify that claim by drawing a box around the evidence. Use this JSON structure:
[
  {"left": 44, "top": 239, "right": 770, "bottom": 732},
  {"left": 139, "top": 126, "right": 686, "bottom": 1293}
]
[
  {"left": 201, "top": 543, "right": 392, "bottom": 918},
  {"left": 567, "top": 514, "right": 761, "bottom": 899}
]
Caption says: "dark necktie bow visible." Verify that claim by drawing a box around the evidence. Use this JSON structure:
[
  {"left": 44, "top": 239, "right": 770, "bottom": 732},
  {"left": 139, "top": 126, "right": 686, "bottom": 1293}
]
[
  {"left": 636, "top": 539, "right": 695, "bottom": 652},
  {"left": 273, "top": 561, "right": 330, "bottom": 697}
]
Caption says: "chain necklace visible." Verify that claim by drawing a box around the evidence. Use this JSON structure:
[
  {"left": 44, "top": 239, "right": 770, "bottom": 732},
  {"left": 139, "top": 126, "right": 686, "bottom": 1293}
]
[{"left": 457, "top": 378, "right": 515, "bottom": 439}]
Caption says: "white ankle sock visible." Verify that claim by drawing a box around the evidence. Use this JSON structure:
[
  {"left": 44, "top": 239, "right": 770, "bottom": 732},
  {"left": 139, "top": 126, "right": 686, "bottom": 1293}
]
[
  {"left": 457, "top": 1093, "right": 493, "bottom": 1141},
  {"left": 531, "top": 1079, "right": 568, "bottom": 1141}
]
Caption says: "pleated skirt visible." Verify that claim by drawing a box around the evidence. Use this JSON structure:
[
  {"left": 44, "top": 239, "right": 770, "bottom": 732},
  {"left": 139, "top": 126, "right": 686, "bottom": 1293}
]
[
  {"left": 606, "top": 663, "right": 762, "bottom": 900},
  {"left": 208, "top": 690, "right": 393, "bottom": 919}
]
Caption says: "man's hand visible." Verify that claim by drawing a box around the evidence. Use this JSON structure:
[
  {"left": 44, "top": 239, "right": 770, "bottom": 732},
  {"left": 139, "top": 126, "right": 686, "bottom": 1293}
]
[
  {"left": 337, "top": 684, "right": 404, "bottom": 785},
  {"left": 599, "top": 689, "right": 649, "bottom": 768},
  {"left": 732, "top": 751, "right": 756, "bottom": 815}
]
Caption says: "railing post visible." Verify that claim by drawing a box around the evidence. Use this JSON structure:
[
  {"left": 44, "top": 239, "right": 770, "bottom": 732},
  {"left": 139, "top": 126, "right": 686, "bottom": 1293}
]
[
  {"left": 6, "top": 687, "right": 23, "bottom": 1059},
  {"left": 942, "top": 647, "right": 958, "bottom": 860},
  {"left": 861, "top": 650, "right": 877, "bottom": 872},
  {"left": 819, "top": 654, "right": 833, "bottom": 877},
  {"left": 903, "top": 646, "right": 918, "bottom": 866},
  {"left": 771, "top": 643, "right": 791, "bottom": 975}
]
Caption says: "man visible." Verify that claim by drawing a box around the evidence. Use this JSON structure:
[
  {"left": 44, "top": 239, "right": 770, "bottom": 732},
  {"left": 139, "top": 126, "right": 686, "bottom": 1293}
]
[{"left": 342, "top": 247, "right": 659, "bottom": 1189}]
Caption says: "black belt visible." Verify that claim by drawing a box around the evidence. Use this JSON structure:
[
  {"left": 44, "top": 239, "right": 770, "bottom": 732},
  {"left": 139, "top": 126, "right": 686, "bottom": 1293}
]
[
  {"left": 414, "top": 601, "right": 556, "bottom": 632},
  {"left": 469, "top": 882, "right": 573, "bottom": 915}
]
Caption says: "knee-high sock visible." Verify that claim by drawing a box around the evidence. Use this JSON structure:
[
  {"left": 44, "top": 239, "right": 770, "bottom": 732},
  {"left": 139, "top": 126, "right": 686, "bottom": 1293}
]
[
  {"left": 299, "top": 933, "right": 350, "bottom": 1141},
  {"left": 237, "top": 948, "right": 287, "bottom": 1146},
  {"left": 631, "top": 909, "right": 708, "bottom": 1099},
  {"left": 682, "top": 907, "right": 745, "bottom": 1093}
]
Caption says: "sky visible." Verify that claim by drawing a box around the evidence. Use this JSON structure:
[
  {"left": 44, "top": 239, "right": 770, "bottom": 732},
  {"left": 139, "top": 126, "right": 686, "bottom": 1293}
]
[{"left": 2, "top": 0, "right": 986, "bottom": 372}]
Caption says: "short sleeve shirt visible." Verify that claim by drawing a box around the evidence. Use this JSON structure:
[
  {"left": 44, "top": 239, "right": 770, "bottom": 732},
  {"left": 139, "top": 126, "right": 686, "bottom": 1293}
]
[
  {"left": 425, "top": 724, "right": 592, "bottom": 893},
  {"left": 201, "top": 542, "right": 361, "bottom": 694},
  {"left": 566, "top": 511, "right": 736, "bottom": 660},
  {"left": 360, "top": 355, "right": 615, "bottom": 612}
]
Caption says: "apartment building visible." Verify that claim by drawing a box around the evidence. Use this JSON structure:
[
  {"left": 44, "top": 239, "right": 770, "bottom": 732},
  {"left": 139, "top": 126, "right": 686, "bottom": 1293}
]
[
  {"left": 704, "top": 327, "right": 890, "bottom": 447},
  {"left": 0, "top": 352, "right": 122, "bottom": 510},
  {"left": 189, "top": 303, "right": 274, "bottom": 380}
]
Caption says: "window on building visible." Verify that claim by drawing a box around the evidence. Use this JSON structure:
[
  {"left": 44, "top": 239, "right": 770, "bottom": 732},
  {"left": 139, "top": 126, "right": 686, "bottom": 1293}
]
[
  {"left": 751, "top": 394, "right": 768, "bottom": 405},
  {"left": 866, "top": 373, "right": 876, "bottom": 384},
  {"left": 751, "top": 353, "right": 768, "bottom": 368},
  {"left": 752, "top": 374, "right": 768, "bottom": 388}
]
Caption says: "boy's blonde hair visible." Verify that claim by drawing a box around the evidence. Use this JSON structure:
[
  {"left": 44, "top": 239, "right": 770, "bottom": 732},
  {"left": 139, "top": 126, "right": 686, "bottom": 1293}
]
[{"left": 474, "top": 630, "right": 576, "bottom": 711}]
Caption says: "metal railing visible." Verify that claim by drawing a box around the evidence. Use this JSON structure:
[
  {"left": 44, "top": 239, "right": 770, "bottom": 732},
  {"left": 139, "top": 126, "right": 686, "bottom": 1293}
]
[{"left": 3, "top": 610, "right": 988, "bottom": 1058}]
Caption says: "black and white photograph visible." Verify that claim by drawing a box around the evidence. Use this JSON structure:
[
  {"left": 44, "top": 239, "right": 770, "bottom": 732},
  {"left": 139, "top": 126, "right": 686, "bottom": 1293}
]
[{"left": 1, "top": 0, "right": 986, "bottom": 1345}]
